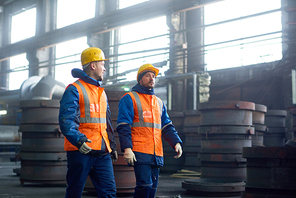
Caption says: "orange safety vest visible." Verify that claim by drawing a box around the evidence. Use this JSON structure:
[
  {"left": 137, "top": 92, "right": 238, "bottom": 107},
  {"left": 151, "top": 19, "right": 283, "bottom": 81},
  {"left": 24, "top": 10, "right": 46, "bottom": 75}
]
[
  {"left": 128, "top": 91, "right": 163, "bottom": 156},
  {"left": 64, "top": 79, "right": 111, "bottom": 152}
]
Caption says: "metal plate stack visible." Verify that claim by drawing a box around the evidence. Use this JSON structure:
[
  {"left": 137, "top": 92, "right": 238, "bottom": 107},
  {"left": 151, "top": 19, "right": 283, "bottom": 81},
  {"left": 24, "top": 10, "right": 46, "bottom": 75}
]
[
  {"left": 182, "top": 101, "right": 255, "bottom": 197},
  {"left": 19, "top": 99, "right": 66, "bottom": 185},
  {"left": 264, "top": 110, "right": 287, "bottom": 147},
  {"left": 242, "top": 147, "right": 296, "bottom": 197}
]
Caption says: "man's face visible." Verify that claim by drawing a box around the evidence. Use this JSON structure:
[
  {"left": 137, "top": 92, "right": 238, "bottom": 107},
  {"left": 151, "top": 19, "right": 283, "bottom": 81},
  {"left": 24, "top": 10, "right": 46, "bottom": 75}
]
[
  {"left": 139, "top": 71, "right": 155, "bottom": 89},
  {"left": 93, "top": 61, "right": 106, "bottom": 81}
]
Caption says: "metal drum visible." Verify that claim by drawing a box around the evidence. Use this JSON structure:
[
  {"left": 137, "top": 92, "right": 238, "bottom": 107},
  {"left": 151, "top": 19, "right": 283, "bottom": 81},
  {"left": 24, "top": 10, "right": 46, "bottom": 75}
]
[
  {"left": 182, "top": 178, "right": 244, "bottom": 197},
  {"left": 20, "top": 100, "right": 60, "bottom": 124},
  {"left": 198, "top": 126, "right": 253, "bottom": 180},
  {"left": 198, "top": 101, "right": 254, "bottom": 181},
  {"left": 264, "top": 110, "right": 287, "bottom": 147},
  {"left": 264, "top": 127, "right": 287, "bottom": 147},
  {"left": 265, "top": 110, "right": 287, "bottom": 127},
  {"left": 199, "top": 101, "right": 253, "bottom": 126},
  {"left": 182, "top": 101, "right": 255, "bottom": 196},
  {"left": 19, "top": 100, "right": 66, "bottom": 185},
  {"left": 242, "top": 147, "right": 296, "bottom": 198},
  {"left": 252, "top": 104, "right": 267, "bottom": 147}
]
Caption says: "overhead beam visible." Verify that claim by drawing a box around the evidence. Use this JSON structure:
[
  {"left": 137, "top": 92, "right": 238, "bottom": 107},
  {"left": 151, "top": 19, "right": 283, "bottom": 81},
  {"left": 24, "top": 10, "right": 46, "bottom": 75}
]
[{"left": 0, "top": 0, "right": 220, "bottom": 61}]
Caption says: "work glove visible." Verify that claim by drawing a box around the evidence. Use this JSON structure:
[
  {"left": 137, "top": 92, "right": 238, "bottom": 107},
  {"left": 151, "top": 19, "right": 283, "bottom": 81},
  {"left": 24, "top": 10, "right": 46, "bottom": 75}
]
[
  {"left": 79, "top": 139, "right": 92, "bottom": 154},
  {"left": 174, "top": 143, "right": 182, "bottom": 159},
  {"left": 123, "top": 148, "right": 137, "bottom": 166},
  {"left": 111, "top": 150, "right": 118, "bottom": 162}
]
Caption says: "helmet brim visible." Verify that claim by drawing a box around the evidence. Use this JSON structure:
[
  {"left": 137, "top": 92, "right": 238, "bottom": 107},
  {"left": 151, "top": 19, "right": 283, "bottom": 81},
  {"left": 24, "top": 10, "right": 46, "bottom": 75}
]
[{"left": 140, "top": 68, "right": 159, "bottom": 77}]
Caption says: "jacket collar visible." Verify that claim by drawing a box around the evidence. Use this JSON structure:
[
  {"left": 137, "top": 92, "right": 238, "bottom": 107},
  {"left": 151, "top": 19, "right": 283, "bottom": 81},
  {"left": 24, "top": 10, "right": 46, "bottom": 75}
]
[
  {"left": 131, "top": 83, "right": 154, "bottom": 95},
  {"left": 71, "top": 68, "right": 102, "bottom": 86}
]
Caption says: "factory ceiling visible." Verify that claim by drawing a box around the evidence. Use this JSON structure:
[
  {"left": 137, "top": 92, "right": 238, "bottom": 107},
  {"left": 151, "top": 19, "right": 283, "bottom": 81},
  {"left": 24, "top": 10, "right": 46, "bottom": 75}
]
[{"left": 0, "top": 0, "right": 221, "bottom": 62}]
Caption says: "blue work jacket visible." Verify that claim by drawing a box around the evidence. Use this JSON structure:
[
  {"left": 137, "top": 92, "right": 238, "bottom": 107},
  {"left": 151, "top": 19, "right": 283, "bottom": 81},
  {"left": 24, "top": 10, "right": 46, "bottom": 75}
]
[
  {"left": 59, "top": 68, "right": 116, "bottom": 155},
  {"left": 116, "top": 83, "right": 183, "bottom": 166}
]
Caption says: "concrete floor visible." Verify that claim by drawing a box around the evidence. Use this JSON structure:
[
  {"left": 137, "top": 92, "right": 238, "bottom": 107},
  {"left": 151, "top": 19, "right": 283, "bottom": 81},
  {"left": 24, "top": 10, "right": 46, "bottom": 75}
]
[{"left": 0, "top": 158, "right": 206, "bottom": 198}]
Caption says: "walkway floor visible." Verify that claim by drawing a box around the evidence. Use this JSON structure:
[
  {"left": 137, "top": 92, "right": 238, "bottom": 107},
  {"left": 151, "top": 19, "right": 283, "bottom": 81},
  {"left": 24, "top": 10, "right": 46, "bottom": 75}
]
[{"left": 0, "top": 159, "right": 204, "bottom": 198}]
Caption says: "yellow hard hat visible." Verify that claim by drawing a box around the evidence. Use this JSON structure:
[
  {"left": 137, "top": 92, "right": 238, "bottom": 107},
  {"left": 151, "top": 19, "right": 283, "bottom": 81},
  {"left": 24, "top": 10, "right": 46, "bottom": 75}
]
[
  {"left": 137, "top": 63, "right": 159, "bottom": 81},
  {"left": 81, "top": 47, "right": 109, "bottom": 66}
]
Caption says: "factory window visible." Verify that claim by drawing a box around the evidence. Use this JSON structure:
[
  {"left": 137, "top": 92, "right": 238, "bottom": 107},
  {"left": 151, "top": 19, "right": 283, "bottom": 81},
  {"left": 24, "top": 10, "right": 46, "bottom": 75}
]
[
  {"left": 110, "top": 16, "right": 169, "bottom": 83},
  {"left": 119, "top": 0, "right": 149, "bottom": 9},
  {"left": 57, "top": 0, "right": 96, "bottom": 29},
  {"left": 9, "top": 54, "right": 29, "bottom": 90},
  {"left": 11, "top": 7, "right": 36, "bottom": 44},
  {"left": 204, "top": 0, "right": 282, "bottom": 71},
  {"left": 55, "top": 37, "right": 89, "bottom": 86}
]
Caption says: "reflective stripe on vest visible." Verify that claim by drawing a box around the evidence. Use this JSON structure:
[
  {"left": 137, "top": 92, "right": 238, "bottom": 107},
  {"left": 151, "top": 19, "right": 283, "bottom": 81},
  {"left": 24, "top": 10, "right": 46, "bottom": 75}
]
[
  {"left": 131, "top": 91, "right": 162, "bottom": 129},
  {"left": 75, "top": 80, "right": 106, "bottom": 124}
]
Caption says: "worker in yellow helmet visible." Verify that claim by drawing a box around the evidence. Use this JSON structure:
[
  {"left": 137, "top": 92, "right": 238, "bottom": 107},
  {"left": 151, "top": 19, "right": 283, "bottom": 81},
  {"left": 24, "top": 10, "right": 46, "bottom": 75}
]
[
  {"left": 116, "top": 63, "right": 183, "bottom": 198},
  {"left": 59, "top": 47, "right": 118, "bottom": 198}
]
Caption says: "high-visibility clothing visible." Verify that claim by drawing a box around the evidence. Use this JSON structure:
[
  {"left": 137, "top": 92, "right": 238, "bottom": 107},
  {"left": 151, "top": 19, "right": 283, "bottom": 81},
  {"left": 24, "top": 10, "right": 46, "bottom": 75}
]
[
  {"left": 64, "top": 79, "right": 111, "bottom": 152},
  {"left": 127, "top": 91, "right": 163, "bottom": 156}
]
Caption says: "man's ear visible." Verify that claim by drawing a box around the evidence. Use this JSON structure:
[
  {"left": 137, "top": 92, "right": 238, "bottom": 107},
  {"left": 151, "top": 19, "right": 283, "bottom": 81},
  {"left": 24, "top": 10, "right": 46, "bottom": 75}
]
[
  {"left": 138, "top": 78, "right": 143, "bottom": 86},
  {"left": 90, "top": 62, "right": 96, "bottom": 70}
]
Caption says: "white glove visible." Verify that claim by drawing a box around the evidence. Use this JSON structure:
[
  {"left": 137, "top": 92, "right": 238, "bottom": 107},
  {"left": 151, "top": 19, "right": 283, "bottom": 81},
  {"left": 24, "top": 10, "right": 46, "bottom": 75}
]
[
  {"left": 174, "top": 143, "right": 182, "bottom": 159},
  {"left": 79, "top": 139, "right": 92, "bottom": 154},
  {"left": 123, "top": 148, "right": 137, "bottom": 166}
]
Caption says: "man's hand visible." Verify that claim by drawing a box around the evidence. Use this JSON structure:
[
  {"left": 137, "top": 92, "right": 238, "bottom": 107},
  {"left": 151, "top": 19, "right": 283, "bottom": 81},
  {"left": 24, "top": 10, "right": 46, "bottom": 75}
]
[
  {"left": 123, "top": 148, "right": 137, "bottom": 166},
  {"left": 111, "top": 150, "right": 118, "bottom": 162},
  {"left": 79, "top": 139, "right": 92, "bottom": 154},
  {"left": 174, "top": 143, "right": 182, "bottom": 159}
]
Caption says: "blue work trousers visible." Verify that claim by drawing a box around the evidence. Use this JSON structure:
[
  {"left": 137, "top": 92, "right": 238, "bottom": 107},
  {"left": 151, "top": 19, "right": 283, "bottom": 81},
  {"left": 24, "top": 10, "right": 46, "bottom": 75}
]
[
  {"left": 65, "top": 151, "right": 117, "bottom": 198},
  {"left": 133, "top": 164, "right": 160, "bottom": 198}
]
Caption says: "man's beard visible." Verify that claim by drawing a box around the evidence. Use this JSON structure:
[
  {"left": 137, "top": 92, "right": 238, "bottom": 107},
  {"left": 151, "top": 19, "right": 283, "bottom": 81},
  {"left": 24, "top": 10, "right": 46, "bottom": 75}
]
[{"left": 146, "top": 81, "right": 154, "bottom": 88}]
